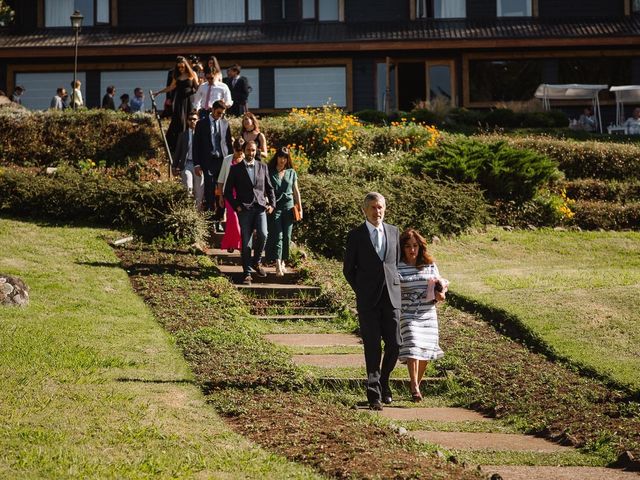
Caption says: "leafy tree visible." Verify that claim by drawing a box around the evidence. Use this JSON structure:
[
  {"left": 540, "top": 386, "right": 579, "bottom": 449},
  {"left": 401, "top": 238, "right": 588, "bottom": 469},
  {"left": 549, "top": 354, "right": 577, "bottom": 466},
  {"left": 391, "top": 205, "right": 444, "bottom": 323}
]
[{"left": 0, "top": 1, "right": 14, "bottom": 26}]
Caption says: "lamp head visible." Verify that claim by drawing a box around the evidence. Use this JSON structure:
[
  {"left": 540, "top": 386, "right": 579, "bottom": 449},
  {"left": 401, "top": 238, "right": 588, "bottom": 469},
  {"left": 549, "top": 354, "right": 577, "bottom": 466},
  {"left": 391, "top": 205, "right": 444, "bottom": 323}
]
[{"left": 70, "top": 10, "right": 83, "bottom": 30}]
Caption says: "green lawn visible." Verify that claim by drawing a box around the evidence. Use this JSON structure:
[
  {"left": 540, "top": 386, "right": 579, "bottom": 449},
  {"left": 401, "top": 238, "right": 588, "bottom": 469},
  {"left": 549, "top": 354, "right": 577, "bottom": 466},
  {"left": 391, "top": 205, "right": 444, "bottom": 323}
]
[
  {"left": 0, "top": 218, "right": 320, "bottom": 479},
  {"left": 430, "top": 228, "right": 640, "bottom": 393}
]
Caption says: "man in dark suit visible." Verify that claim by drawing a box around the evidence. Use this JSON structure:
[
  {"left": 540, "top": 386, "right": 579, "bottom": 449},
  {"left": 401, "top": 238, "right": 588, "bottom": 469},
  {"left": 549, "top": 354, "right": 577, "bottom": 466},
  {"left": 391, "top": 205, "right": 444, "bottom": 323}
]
[
  {"left": 101, "top": 85, "right": 116, "bottom": 110},
  {"left": 223, "top": 64, "right": 250, "bottom": 116},
  {"left": 224, "top": 140, "right": 275, "bottom": 285},
  {"left": 193, "top": 100, "right": 233, "bottom": 228},
  {"left": 343, "top": 192, "right": 402, "bottom": 410}
]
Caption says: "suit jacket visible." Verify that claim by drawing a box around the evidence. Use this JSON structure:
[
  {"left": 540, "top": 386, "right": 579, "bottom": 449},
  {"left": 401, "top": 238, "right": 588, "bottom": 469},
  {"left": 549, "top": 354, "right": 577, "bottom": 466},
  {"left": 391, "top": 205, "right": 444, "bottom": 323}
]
[
  {"left": 223, "top": 76, "right": 250, "bottom": 105},
  {"left": 343, "top": 222, "right": 401, "bottom": 311},
  {"left": 192, "top": 115, "right": 233, "bottom": 172},
  {"left": 101, "top": 94, "right": 115, "bottom": 110},
  {"left": 173, "top": 129, "right": 194, "bottom": 170},
  {"left": 223, "top": 160, "right": 275, "bottom": 212}
]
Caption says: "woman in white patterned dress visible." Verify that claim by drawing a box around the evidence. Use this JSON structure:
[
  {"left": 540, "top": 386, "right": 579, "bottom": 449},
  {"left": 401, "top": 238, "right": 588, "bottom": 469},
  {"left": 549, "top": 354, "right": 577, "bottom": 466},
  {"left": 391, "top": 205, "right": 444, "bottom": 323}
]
[{"left": 398, "top": 229, "right": 445, "bottom": 402}]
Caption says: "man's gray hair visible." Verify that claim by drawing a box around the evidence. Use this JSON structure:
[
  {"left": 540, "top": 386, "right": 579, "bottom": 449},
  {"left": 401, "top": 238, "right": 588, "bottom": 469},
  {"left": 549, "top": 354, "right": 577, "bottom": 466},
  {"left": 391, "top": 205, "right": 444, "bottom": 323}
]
[{"left": 363, "top": 192, "right": 386, "bottom": 209}]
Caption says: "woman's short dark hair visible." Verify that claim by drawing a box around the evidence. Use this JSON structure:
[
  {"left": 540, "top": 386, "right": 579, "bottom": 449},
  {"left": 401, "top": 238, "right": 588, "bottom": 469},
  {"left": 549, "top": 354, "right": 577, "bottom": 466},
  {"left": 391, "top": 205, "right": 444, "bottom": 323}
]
[
  {"left": 268, "top": 146, "right": 293, "bottom": 171},
  {"left": 399, "top": 228, "right": 434, "bottom": 268}
]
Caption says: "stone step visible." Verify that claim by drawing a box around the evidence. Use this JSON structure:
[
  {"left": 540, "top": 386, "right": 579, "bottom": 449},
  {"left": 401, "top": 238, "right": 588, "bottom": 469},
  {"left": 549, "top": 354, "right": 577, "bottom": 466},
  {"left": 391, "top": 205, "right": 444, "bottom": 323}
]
[
  {"left": 375, "top": 407, "right": 490, "bottom": 423},
  {"left": 293, "top": 353, "right": 366, "bottom": 368},
  {"left": 207, "top": 248, "right": 243, "bottom": 265},
  {"left": 318, "top": 377, "right": 445, "bottom": 392},
  {"left": 265, "top": 333, "right": 362, "bottom": 347},
  {"left": 251, "top": 306, "right": 331, "bottom": 315},
  {"left": 236, "top": 283, "right": 321, "bottom": 298},
  {"left": 480, "top": 465, "right": 640, "bottom": 480},
  {"left": 218, "top": 264, "right": 299, "bottom": 285},
  {"left": 257, "top": 314, "right": 338, "bottom": 322},
  {"left": 409, "top": 431, "right": 571, "bottom": 453}
]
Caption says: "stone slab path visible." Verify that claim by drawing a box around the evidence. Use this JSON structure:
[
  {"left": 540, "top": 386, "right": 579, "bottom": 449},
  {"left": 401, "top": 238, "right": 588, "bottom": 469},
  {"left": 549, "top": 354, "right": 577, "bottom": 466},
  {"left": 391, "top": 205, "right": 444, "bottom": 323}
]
[
  {"left": 266, "top": 333, "right": 362, "bottom": 347},
  {"left": 292, "top": 353, "right": 364, "bottom": 368},
  {"left": 409, "top": 431, "right": 570, "bottom": 453},
  {"left": 481, "top": 465, "right": 640, "bottom": 480},
  {"left": 378, "top": 407, "right": 490, "bottom": 423}
]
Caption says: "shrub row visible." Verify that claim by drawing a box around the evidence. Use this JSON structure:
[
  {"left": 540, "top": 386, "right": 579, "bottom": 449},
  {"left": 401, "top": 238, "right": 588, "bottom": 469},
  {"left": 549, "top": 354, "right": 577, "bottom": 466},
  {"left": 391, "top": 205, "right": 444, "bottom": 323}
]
[
  {"left": 404, "top": 137, "right": 561, "bottom": 202},
  {"left": 572, "top": 200, "right": 640, "bottom": 231},
  {"left": 0, "top": 167, "right": 203, "bottom": 242},
  {"left": 0, "top": 109, "right": 165, "bottom": 168},
  {"left": 561, "top": 179, "right": 640, "bottom": 202},
  {"left": 297, "top": 173, "right": 489, "bottom": 258},
  {"left": 475, "top": 134, "right": 640, "bottom": 181}
]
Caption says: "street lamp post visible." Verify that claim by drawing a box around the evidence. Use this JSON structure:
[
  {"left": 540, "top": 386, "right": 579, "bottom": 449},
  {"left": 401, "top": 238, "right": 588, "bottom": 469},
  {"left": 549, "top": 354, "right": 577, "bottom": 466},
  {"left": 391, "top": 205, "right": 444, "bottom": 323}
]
[{"left": 70, "top": 10, "right": 83, "bottom": 110}]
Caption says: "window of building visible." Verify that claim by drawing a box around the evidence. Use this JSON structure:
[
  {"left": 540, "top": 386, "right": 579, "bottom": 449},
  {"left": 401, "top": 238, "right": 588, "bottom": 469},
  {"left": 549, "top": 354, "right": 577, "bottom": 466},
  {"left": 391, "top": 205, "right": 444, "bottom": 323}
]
[
  {"left": 303, "top": 0, "right": 341, "bottom": 21},
  {"left": 194, "top": 0, "right": 261, "bottom": 24},
  {"left": 414, "top": 0, "right": 466, "bottom": 19},
  {"left": 100, "top": 70, "right": 169, "bottom": 112},
  {"left": 428, "top": 64, "right": 453, "bottom": 102},
  {"left": 14, "top": 71, "right": 86, "bottom": 110},
  {"left": 45, "top": 0, "right": 110, "bottom": 27},
  {"left": 558, "top": 58, "right": 632, "bottom": 87},
  {"left": 633, "top": 0, "right": 640, "bottom": 12},
  {"left": 275, "top": 67, "right": 346, "bottom": 108},
  {"left": 376, "top": 62, "right": 396, "bottom": 112},
  {"left": 497, "top": 0, "right": 531, "bottom": 17},
  {"left": 469, "top": 59, "right": 542, "bottom": 103}
]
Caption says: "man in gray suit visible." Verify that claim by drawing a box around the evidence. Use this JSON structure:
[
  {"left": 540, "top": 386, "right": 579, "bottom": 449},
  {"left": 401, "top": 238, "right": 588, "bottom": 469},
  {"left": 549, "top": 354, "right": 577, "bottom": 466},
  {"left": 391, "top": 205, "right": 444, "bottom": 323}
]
[{"left": 343, "top": 192, "right": 402, "bottom": 410}]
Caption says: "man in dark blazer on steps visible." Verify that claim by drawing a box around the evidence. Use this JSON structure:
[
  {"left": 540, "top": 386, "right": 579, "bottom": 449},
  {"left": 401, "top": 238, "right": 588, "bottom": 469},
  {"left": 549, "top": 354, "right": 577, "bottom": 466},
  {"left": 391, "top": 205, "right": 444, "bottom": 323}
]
[
  {"left": 223, "top": 64, "right": 250, "bottom": 116},
  {"left": 343, "top": 192, "right": 402, "bottom": 410},
  {"left": 193, "top": 100, "right": 233, "bottom": 226},
  {"left": 223, "top": 140, "right": 275, "bottom": 285}
]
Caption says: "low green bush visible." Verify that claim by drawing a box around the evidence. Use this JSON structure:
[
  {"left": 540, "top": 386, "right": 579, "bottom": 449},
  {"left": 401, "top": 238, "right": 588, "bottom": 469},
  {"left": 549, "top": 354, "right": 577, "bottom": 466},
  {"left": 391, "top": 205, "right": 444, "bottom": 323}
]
[
  {"left": 0, "top": 109, "right": 165, "bottom": 168},
  {"left": 572, "top": 200, "right": 640, "bottom": 231},
  {"left": 0, "top": 167, "right": 202, "bottom": 241},
  {"left": 297, "top": 173, "right": 489, "bottom": 258},
  {"left": 475, "top": 134, "right": 640, "bottom": 180},
  {"left": 404, "top": 137, "right": 561, "bottom": 201},
  {"left": 562, "top": 179, "right": 640, "bottom": 202},
  {"left": 353, "top": 109, "right": 388, "bottom": 125}
]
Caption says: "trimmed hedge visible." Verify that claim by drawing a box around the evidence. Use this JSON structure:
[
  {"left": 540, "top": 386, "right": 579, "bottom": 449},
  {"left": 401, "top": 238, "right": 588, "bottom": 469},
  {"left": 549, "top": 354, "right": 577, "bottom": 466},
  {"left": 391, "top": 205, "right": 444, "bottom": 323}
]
[
  {"left": 404, "top": 137, "right": 561, "bottom": 202},
  {"left": 0, "top": 167, "right": 196, "bottom": 241},
  {"left": 572, "top": 200, "right": 640, "bottom": 231},
  {"left": 0, "top": 109, "right": 165, "bottom": 168},
  {"left": 475, "top": 134, "right": 640, "bottom": 181},
  {"left": 297, "top": 173, "right": 489, "bottom": 258},
  {"left": 562, "top": 179, "right": 640, "bottom": 202}
]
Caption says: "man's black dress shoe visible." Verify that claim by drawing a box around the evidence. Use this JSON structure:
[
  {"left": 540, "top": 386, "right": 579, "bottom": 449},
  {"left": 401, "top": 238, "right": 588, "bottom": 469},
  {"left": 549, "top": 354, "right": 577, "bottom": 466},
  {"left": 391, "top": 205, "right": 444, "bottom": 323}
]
[
  {"left": 369, "top": 400, "right": 383, "bottom": 411},
  {"left": 382, "top": 394, "right": 393, "bottom": 405}
]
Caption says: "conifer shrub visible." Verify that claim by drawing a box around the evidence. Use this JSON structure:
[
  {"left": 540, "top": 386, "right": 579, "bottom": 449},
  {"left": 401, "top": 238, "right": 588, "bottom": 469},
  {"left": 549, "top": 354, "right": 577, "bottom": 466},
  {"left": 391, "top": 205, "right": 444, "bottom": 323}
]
[{"left": 404, "top": 137, "right": 561, "bottom": 201}]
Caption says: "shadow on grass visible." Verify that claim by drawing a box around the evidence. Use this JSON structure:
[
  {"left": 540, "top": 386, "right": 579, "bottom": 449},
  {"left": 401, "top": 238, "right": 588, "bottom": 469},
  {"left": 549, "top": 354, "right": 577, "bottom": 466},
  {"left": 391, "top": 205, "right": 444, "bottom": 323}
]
[
  {"left": 115, "top": 377, "right": 196, "bottom": 385},
  {"left": 448, "top": 291, "right": 640, "bottom": 402}
]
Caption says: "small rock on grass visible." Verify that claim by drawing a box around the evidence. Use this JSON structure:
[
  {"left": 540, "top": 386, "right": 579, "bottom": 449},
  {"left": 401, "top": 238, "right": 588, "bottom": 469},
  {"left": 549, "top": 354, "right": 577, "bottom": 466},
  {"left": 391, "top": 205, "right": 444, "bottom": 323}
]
[{"left": 0, "top": 274, "right": 29, "bottom": 307}]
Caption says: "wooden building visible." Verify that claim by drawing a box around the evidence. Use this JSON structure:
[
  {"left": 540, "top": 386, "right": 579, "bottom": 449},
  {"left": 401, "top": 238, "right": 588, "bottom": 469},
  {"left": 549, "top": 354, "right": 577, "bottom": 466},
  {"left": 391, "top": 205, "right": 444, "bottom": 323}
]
[{"left": 1, "top": 0, "right": 639, "bottom": 114}]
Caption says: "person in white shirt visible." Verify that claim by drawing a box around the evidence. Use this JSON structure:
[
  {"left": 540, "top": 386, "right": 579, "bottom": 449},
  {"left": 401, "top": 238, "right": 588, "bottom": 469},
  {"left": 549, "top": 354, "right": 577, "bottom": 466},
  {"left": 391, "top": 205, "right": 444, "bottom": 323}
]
[
  {"left": 194, "top": 67, "right": 232, "bottom": 117},
  {"left": 624, "top": 107, "right": 640, "bottom": 135},
  {"left": 50, "top": 87, "right": 67, "bottom": 110},
  {"left": 173, "top": 112, "right": 204, "bottom": 209},
  {"left": 70, "top": 80, "right": 84, "bottom": 109}
]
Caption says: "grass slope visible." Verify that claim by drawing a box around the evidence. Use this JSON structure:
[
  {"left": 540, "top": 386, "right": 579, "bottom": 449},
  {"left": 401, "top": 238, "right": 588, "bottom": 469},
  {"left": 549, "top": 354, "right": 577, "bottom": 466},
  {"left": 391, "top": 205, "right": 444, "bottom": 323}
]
[
  {"left": 430, "top": 228, "right": 640, "bottom": 393},
  {"left": 0, "top": 218, "right": 319, "bottom": 479}
]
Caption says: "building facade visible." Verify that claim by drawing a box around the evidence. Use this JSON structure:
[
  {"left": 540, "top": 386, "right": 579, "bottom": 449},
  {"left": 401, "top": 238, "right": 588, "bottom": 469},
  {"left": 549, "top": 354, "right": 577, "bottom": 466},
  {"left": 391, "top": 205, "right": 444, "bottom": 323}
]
[{"left": 1, "top": 0, "right": 639, "bottom": 114}]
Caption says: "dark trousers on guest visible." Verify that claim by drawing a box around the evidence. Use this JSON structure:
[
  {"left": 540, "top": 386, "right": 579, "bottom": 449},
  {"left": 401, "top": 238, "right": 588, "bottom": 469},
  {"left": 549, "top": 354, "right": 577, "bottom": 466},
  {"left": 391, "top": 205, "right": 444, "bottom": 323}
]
[
  {"left": 203, "top": 162, "right": 223, "bottom": 221},
  {"left": 357, "top": 286, "right": 401, "bottom": 404},
  {"left": 238, "top": 206, "right": 268, "bottom": 276}
]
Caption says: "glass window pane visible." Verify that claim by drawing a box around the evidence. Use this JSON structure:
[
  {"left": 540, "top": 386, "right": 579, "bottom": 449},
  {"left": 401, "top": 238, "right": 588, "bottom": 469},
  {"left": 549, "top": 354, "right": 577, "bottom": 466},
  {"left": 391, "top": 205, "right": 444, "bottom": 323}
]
[
  {"left": 74, "top": 0, "right": 94, "bottom": 25},
  {"left": 434, "top": 0, "right": 466, "bottom": 18},
  {"left": 96, "top": 0, "right": 109, "bottom": 24},
  {"left": 559, "top": 58, "right": 631, "bottom": 91},
  {"left": 100, "top": 70, "right": 169, "bottom": 112},
  {"left": 428, "top": 65, "right": 451, "bottom": 102},
  {"left": 15, "top": 71, "right": 86, "bottom": 110},
  {"left": 275, "top": 67, "right": 346, "bottom": 108},
  {"left": 194, "top": 0, "right": 244, "bottom": 23},
  {"left": 377, "top": 62, "right": 396, "bottom": 112},
  {"left": 248, "top": 0, "right": 261, "bottom": 20},
  {"left": 319, "top": 0, "right": 339, "bottom": 21},
  {"left": 634, "top": 0, "right": 640, "bottom": 12},
  {"left": 45, "top": 0, "right": 74, "bottom": 27},
  {"left": 416, "top": 0, "right": 428, "bottom": 18},
  {"left": 469, "top": 59, "right": 543, "bottom": 102},
  {"left": 303, "top": 0, "right": 315, "bottom": 19},
  {"left": 498, "top": 0, "right": 531, "bottom": 17}
]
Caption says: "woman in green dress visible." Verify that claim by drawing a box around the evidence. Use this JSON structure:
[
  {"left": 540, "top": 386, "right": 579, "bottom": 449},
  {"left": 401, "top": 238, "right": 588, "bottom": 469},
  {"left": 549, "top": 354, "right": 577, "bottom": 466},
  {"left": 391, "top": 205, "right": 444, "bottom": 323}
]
[{"left": 265, "top": 146, "right": 303, "bottom": 276}]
